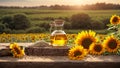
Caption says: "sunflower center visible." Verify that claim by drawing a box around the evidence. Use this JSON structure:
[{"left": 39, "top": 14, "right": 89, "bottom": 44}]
[
  {"left": 14, "top": 47, "right": 21, "bottom": 54},
  {"left": 74, "top": 50, "right": 82, "bottom": 57},
  {"left": 113, "top": 17, "right": 119, "bottom": 22},
  {"left": 94, "top": 45, "right": 102, "bottom": 52},
  {"left": 108, "top": 39, "right": 117, "bottom": 49},
  {"left": 81, "top": 38, "right": 93, "bottom": 49}
]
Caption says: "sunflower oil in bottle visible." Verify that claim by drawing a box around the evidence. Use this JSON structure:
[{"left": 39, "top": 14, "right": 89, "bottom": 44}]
[{"left": 50, "top": 19, "right": 67, "bottom": 46}]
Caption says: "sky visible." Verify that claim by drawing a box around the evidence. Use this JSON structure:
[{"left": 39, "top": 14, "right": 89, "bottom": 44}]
[{"left": 0, "top": 0, "right": 120, "bottom": 7}]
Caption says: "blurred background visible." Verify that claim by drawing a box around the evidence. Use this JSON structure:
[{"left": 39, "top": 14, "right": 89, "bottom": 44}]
[{"left": 0, "top": 0, "right": 120, "bottom": 34}]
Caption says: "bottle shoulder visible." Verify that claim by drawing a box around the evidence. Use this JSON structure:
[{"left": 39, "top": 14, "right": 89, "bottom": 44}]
[{"left": 51, "top": 30, "right": 66, "bottom": 35}]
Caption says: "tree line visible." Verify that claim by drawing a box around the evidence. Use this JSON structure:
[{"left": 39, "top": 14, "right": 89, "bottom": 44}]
[{"left": 0, "top": 3, "right": 120, "bottom": 10}]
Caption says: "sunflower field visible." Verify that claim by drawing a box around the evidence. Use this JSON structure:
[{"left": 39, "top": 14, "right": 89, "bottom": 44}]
[{"left": 0, "top": 33, "right": 77, "bottom": 45}]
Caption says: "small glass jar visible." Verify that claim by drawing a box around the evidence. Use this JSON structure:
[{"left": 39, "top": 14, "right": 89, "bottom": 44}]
[{"left": 50, "top": 19, "right": 67, "bottom": 46}]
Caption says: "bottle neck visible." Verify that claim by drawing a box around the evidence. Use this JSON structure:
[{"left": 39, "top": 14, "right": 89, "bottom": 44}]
[{"left": 55, "top": 26, "right": 63, "bottom": 30}]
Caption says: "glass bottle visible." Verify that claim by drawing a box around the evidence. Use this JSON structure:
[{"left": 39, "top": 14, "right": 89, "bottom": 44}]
[
  {"left": 50, "top": 19, "right": 67, "bottom": 46},
  {"left": 49, "top": 22, "right": 55, "bottom": 33}
]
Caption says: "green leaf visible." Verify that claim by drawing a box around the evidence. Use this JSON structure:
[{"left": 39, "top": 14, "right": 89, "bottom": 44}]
[{"left": 107, "top": 24, "right": 113, "bottom": 27}]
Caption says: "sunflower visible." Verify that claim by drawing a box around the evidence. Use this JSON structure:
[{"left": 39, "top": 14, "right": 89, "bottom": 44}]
[
  {"left": 75, "top": 30, "right": 97, "bottom": 49},
  {"left": 103, "top": 35, "right": 119, "bottom": 52},
  {"left": 89, "top": 43, "right": 105, "bottom": 55},
  {"left": 110, "top": 15, "right": 120, "bottom": 25},
  {"left": 68, "top": 45, "right": 88, "bottom": 60},
  {"left": 9, "top": 43, "right": 25, "bottom": 58}
]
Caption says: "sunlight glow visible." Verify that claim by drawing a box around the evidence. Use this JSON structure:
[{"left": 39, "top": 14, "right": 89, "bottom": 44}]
[{"left": 0, "top": 0, "right": 119, "bottom": 6}]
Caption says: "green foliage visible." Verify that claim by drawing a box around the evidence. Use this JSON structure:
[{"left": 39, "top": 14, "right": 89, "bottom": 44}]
[
  {"left": 0, "top": 13, "right": 31, "bottom": 30},
  {"left": 3, "top": 28, "right": 12, "bottom": 33},
  {"left": 13, "top": 13, "right": 31, "bottom": 30},
  {"left": 0, "top": 9, "right": 120, "bottom": 33},
  {"left": 12, "top": 30, "right": 26, "bottom": 34},
  {"left": 1, "top": 15, "right": 13, "bottom": 24},
  {"left": 107, "top": 23, "right": 120, "bottom": 39},
  {"left": 64, "top": 22, "right": 71, "bottom": 29},
  {"left": 1, "top": 15, "right": 14, "bottom": 29},
  {"left": 116, "top": 48, "right": 120, "bottom": 56},
  {"left": 102, "top": 18, "right": 110, "bottom": 28},
  {"left": 26, "top": 26, "right": 46, "bottom": 33},
  {"left": 43, "top": 17, "right": 54, "bottom": 20},
  {"left": 0, "top": 23, "right": 6, "bottom": 33},
  {"left": 35, "top": 22, "right": 50, "bottom": 31},
  {"left": 71, "top": 13, "right": 91, "bottom": 29},
  {"left": 91, "top": 20, "right": 105, "bottom": 29}
]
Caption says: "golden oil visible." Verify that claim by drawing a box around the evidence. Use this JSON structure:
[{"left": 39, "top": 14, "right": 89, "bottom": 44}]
[{"left": 50, "top": 33, "right": 67, "bottom": 46}]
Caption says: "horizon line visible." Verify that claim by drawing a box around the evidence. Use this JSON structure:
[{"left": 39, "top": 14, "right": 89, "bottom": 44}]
[{"left": 0, "top": 2, "right": 120, "bottom": 7}]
